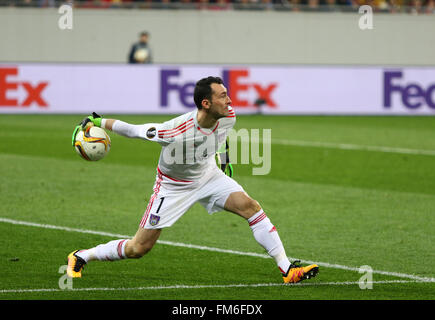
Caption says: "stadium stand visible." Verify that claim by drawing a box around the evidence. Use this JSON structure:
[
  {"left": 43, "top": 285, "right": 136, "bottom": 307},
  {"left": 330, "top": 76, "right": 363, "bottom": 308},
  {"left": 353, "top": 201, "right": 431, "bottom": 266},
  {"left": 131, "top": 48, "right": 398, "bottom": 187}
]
[{"left": 0, "top": 0, "right": 434, "bottom": 14}]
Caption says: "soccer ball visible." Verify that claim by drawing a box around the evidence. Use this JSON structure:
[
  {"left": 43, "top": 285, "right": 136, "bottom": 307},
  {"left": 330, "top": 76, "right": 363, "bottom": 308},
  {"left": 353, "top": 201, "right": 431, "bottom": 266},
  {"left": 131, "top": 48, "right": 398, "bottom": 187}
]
[
  {"left": 134, "top": 48, "right": 148, "bottom": 62},
  {"left": 74, "top": 126, "right": 111, "bottom": 161}
]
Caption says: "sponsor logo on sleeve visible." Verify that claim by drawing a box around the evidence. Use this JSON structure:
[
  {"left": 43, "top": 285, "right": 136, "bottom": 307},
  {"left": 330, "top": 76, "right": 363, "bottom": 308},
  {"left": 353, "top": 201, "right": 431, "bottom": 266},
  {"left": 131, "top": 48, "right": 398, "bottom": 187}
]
[{"left": 146, "top": 127, "right": 157, "bottom": 139}]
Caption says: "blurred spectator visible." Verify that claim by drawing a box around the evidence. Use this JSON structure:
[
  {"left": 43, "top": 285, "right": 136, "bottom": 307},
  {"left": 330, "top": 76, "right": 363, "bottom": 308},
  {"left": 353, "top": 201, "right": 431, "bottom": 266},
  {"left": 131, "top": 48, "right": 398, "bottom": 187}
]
[
  {"left": 388, "top": 0, "right": 404, "bottom": 12},
  {"left": 334, "top": 0, "right": 353, "bottom": 11},
  {"left": 175, "top": 0, "right": 193, "bottom": 9},
  {"left": 22, "top": 0, "right": 33, "bottom": 6},
  {"left": 197, "top": 0, "right": 210, "bottom": 9},
  {"left": 306, "top": 0, "right": 320, "bottom": 10},
  {"left": 290, "top": 0, "right": 302, "bottom": 11},
  {"left": 233, "top": 0, "right": 255, "bottom": 10},
  {"left": 38, "top": 0, "right": 55, "bottom": 7},
  {"left": 424, "top": 0, "right": 435, "bottom": 12},
  {"left": 205, "top": 0, "right": 231, "bottom": 10},
  {"left": 321, "top": 0, "right": 341, "bottom": 11},
  {"left": 409, "top": 0, "right": 423, "bottom": 13},
  {"left": 371, "top": 0, "right": 390, "bottom": 11},
  {"left": 160, "top": 0, "right": 173, "bottom": 9},
  {"left": 350, "top": 0, "right": 390, "bottom": 10},
  {"left": 128, "top": 31, "right": 153, "bottom": 64},
  {"left": 265, "top": 0, "right": 276, "bottom": 9},
  {"left": 216, "top": 0, "right": 231, "bottom": 9}
]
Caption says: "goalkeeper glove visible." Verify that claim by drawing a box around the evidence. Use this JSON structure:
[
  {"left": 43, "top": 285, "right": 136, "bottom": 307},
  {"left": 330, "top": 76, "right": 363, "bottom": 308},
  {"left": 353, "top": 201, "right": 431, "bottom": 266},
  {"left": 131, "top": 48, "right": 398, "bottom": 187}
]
[
  {"left": 223, "top": 162, "right": 233, "bottom": 177},
  {"left": 217, "top": 139, "right": 234, "bottom": 177},
  {"left": 71, "top": 112, "right": 102, "bottom": 146},
  {"left": 80, "top": 112, "right": 102, "bottom": 129}
]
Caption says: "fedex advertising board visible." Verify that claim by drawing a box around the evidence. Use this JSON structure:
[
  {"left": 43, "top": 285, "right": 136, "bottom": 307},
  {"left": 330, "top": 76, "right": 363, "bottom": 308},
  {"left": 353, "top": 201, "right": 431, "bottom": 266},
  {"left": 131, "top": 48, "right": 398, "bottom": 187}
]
[{"left": 0, "top": 64, "right": 434, "bottom": 114}]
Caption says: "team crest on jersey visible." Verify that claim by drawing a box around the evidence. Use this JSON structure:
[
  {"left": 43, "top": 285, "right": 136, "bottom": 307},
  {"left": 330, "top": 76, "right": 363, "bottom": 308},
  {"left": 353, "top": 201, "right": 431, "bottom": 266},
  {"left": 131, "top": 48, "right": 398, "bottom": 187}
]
[{"left": 149, "top": 214, "right": 161, "bottom": 226}]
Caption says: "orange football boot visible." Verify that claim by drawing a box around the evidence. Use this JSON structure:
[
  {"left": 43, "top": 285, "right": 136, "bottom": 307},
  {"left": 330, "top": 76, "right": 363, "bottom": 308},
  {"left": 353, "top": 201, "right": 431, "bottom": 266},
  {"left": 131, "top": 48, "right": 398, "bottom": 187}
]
[
  {"left": 67, "top": 250, "right": 86, "bottom": 278},
  {"left": 283, "top": 260, "right": 319, "bottom": 284}
]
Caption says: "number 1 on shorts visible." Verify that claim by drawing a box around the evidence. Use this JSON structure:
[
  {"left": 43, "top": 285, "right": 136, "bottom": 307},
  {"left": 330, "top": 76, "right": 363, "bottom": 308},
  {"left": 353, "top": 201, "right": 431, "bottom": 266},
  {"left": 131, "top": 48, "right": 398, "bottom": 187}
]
[{"left": 156, "top": 197, "right": 165, "bottom": 213}]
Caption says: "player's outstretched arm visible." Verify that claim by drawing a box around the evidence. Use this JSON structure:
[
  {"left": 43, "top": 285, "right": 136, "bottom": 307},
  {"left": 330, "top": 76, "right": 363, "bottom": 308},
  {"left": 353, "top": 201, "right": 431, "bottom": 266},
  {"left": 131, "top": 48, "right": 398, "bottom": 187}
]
[{"left": 74, "top": 112, "right": 161, "bottom": 142}]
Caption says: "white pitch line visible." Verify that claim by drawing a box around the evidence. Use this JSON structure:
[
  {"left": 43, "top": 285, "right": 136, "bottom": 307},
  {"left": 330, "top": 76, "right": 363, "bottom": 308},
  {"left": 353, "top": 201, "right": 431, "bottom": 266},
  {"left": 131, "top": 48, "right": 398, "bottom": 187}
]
[
  {"left": 1, "top": 217, "right": 434, "bottom": 283},
  {"left": 0, "top": 280, "right": 429, "bottom": 294},
  {"left": 272, "top": 139, "right": 435, "bottom": 156}
]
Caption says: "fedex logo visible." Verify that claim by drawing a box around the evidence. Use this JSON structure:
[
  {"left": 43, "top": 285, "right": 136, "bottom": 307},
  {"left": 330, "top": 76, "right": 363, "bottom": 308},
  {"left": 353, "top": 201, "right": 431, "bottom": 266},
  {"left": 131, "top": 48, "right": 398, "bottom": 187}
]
[
  {"left": 384, "top": 71, "right": 435, "bottom": 109},
  {"left": 0, "top": 67, "right": 49, "bottom": 107},
  {"left": 160, "top": 69, "right": 196, "bottom": 108},
  {"left": 222, "top": 69, "right": 277, "bottom": 108},
  {"left": 160, "top": 69, "right": 278, "bottom": 108}
]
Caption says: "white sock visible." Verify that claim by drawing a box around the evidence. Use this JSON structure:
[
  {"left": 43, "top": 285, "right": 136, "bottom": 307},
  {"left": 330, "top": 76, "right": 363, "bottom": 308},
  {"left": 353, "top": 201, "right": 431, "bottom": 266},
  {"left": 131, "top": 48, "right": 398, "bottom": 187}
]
[
  {"left": 77, "top": 239, "right": 128, "bottom": 263},
  {"left": 248, "top": 210, "right": 291, "bottom": 274}
]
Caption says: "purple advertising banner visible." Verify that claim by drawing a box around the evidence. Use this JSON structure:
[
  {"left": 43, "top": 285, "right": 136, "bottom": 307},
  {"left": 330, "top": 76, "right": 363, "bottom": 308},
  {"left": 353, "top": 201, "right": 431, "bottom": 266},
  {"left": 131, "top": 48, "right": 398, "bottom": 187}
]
[{"left": 0, "top": 63, "right": 434, "bottom": 114}]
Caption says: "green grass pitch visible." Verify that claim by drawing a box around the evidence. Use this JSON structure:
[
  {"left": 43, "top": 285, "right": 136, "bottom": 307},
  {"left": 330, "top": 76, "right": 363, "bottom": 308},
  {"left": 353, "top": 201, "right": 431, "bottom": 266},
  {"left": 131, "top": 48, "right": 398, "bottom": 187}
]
[{"left": 0, "top": 114, "right": 434, "bottom": 300}]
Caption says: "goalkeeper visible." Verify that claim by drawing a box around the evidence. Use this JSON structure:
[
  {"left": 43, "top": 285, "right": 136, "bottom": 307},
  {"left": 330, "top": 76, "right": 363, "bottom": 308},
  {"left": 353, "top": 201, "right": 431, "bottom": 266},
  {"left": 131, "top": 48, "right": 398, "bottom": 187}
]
[{"left": 68, "top": 76, "right": 319, "bottom": 284}]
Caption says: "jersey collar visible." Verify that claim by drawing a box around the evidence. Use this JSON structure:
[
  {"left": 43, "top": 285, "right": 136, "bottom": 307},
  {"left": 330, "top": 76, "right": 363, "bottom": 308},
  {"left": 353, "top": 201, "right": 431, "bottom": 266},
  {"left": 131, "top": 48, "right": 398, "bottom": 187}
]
[{"left": 193, "top": 109, "right": 220, "bottom": 136}]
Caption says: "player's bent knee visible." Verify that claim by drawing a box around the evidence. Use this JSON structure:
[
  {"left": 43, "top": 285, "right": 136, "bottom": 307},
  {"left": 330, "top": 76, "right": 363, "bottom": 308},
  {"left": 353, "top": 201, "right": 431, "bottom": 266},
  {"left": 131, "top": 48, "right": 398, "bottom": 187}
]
[
  {"left": 239, "top": 198, "right": 262, "bottom": 219},
  {"left": 246, "top": 199, "right": 262, "bottom": 217},
  {"left": 126, "top": 241, "right": 155, "bottom": 259},
  {"left": 226, "top": 192, "right": 262, "bottom": 219}
]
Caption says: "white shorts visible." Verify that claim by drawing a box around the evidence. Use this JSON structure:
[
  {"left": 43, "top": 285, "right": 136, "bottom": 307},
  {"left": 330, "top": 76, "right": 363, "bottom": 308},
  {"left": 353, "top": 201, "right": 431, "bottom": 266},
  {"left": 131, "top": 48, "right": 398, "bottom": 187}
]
[{"left": 139, "top": 166, "right": 244, "bottom": 229}]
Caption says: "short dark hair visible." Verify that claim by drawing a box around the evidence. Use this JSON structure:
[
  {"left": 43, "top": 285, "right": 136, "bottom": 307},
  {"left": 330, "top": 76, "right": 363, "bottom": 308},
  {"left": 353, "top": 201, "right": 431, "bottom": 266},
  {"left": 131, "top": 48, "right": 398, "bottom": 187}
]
[{"left": 193, "top": 76, "right": 224, "bottom": 109}]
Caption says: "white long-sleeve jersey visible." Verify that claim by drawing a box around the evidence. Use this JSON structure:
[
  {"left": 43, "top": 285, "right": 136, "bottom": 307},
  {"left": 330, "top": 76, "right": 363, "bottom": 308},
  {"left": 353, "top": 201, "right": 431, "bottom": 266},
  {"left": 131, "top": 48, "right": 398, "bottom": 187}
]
[{"left": 111, "top": 106, "right": 236, "bottom": 182}]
